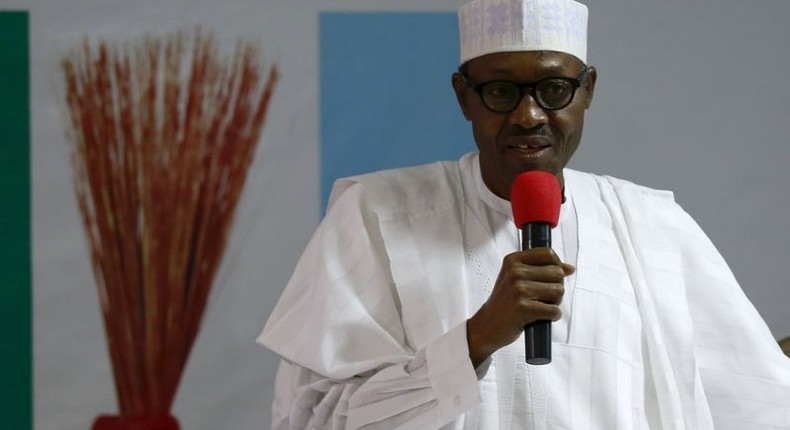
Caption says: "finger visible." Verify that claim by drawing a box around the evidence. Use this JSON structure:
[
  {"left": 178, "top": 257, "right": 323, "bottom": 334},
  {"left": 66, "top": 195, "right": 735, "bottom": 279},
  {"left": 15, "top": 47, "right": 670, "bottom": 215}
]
[
  {"left": 521, "top": 301, "right": 563, "bottom": 323},
  {"left": 562, "top": 263, "right": 576, "bottom": 276},
  {"left": 518, "top": 281, "right": 564, "bottom": 304},
  {"left": 509, "top": 248, "right": 561, "bottom": 266},
  {"left": 516, "top": 264, "right": 567, "bottom": 283}
]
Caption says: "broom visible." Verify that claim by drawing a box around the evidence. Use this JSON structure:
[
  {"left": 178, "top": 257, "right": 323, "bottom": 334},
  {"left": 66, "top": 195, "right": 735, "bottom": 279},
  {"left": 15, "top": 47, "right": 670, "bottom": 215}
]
[{"left": 61, "top": 29, "right": 278, "bottom": 430}]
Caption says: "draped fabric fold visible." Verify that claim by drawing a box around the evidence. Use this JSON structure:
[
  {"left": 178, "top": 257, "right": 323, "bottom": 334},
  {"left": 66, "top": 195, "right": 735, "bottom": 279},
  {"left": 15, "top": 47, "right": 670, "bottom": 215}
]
[{"left": 594, "top": 174, "right": 790, "bottom": 429}]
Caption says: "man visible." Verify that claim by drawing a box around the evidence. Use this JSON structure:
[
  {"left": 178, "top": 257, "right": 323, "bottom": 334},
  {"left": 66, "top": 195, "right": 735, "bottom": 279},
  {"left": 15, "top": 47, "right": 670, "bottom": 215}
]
[{"left": 260, "top": 0, "right": 790, "bottom": 428}]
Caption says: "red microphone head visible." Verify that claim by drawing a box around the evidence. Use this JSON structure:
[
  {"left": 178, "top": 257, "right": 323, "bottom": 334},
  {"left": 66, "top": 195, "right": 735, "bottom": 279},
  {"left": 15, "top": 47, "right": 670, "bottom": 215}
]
[{"left": 510, "top": 171, "right": 562, "bottom": 228}]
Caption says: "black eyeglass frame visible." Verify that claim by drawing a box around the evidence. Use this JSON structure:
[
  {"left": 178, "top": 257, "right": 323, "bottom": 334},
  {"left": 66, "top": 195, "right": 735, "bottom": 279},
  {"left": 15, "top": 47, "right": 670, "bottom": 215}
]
[{"left": 459, "top": 68, "right": 589, "bottom": 113}]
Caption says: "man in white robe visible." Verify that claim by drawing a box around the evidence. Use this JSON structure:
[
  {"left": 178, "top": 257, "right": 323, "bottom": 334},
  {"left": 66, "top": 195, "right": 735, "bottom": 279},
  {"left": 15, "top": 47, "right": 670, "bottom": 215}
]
[{"left": 259, "top": 0, "right": 790, "bottom": 428}]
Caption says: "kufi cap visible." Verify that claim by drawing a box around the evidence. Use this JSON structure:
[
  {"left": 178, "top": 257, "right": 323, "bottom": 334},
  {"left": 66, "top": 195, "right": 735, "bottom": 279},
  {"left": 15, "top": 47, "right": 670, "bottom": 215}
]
[{"left": 458, "top": 0, "right": 588, "bottom": 64}]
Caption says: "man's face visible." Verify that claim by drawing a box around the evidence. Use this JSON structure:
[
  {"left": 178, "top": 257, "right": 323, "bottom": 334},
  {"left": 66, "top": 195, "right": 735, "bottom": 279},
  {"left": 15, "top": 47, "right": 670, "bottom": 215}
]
[{"left": 452, "top": 51, "right": 597, "bottom": 199}]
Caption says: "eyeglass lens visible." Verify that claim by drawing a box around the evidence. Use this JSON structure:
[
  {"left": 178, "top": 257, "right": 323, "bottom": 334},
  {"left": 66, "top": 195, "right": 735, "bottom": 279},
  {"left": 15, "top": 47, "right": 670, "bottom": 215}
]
[{"left": 481, "top": 78, "right": 576, "bottom": 112}]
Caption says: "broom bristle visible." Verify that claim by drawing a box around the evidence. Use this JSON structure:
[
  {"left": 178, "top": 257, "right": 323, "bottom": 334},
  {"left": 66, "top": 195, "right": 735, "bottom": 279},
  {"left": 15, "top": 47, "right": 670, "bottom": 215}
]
[{"left": 61, "top": 29, "right": 278, "bottom": 418}]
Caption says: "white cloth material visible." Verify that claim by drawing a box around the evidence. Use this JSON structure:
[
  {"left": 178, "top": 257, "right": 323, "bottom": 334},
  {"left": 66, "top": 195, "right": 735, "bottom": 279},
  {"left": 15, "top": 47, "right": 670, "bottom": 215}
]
[
  {"left": 259, "top": 152, "right": 790, "bottom": 429},
  {"left": 458, "top": 0, "right": 588, "bottom": 64}
]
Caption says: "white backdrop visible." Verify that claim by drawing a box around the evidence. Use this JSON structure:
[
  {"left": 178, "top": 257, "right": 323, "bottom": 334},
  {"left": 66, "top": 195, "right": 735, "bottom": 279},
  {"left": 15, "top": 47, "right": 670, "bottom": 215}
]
[{"left": 9, "top": 0, "right": 789, "bottom": 428}]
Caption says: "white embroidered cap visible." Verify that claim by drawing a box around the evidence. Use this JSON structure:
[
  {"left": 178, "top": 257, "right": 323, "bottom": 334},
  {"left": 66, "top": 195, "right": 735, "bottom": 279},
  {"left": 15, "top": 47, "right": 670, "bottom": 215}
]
[{"left": 458, "top": 0, "right": 588, "bottom": 64}]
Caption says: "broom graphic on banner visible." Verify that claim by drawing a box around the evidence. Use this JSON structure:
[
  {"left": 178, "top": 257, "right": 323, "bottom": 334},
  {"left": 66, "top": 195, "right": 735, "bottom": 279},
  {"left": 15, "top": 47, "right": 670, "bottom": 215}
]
[{"left": 61, "top": 30, "right": 278, "bottom": 430}]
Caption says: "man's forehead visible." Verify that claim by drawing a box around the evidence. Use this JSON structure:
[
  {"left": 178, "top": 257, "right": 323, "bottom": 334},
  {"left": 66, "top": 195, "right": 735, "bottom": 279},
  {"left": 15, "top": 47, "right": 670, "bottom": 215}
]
[{"left": 467, "top": 51, "right": 583, "bottom": 76}]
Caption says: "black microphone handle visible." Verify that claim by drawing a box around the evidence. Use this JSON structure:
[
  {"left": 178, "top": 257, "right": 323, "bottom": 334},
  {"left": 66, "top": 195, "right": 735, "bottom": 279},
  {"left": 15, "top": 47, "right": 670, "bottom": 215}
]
[{"left": 521, "top": 222, "right": 552, "bottom": 365}]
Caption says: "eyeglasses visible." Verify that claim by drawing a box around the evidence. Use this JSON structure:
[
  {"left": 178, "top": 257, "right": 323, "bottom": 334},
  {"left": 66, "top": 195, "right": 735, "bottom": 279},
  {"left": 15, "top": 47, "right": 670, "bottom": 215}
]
[{"left": 460, "top": 69, "right": 587, "bottom": 113}]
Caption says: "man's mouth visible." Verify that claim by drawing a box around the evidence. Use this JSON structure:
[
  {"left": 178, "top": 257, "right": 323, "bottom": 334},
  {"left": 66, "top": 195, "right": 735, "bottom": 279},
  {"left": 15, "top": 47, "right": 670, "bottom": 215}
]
[
  {"left": 507, "top": 137, "right": 553, "bottom": 159},
  {"left": 511, "top": 143, "right": 551, "bottom": 150},
  {"left": 510, "top": 145, "right": 551, "bottom": 157}
]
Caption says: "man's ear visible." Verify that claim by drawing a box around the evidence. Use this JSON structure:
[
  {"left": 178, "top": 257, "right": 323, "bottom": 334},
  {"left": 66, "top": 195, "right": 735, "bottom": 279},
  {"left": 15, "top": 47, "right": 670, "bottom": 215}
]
[
  {"left": 451, "top": 73, "right": 472, "bottom": 121},
  {"left": 582, "top": 66, "right": 597, "bottom": 109}
]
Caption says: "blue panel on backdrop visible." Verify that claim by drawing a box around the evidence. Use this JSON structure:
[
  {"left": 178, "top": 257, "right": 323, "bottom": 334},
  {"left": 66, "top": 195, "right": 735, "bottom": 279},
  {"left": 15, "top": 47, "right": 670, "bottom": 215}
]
[{"left": 320, "top": 12, "right": 475, "bottom": 210}]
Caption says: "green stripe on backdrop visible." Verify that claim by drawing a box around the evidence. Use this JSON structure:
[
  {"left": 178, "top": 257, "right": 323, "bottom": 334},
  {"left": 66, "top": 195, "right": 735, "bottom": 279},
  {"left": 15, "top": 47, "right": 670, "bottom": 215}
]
[{"left": 0, "top": 11, "right": 31, "bottom": 429}]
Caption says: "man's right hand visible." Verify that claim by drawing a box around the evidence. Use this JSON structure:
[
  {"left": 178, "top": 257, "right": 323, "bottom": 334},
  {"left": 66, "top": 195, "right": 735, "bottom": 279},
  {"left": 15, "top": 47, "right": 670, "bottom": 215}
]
[{"left": 466, "top": 247, "right": 575, "bottom": 368}]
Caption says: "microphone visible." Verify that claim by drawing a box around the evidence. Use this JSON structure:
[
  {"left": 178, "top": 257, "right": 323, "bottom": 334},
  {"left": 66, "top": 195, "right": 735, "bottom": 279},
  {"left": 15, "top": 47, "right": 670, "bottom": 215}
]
[{"left": 510, "top": 171, "right": 562, "bottom": 365}]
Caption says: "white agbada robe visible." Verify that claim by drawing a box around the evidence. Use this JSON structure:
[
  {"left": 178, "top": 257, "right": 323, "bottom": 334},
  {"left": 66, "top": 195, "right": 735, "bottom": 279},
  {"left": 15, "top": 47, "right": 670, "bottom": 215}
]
[{"left": 259, "top": 152, "right": 790, "bottom": 429}]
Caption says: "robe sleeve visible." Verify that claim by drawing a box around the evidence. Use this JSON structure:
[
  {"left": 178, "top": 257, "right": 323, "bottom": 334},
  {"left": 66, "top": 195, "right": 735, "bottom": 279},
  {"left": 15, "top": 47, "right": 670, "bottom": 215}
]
[
  {"left": 259, "top": 182, "right": 485, "bottom": 429},
  {"left": 606, "top": 174, "right": 790, "bottom": 428},
  {"left": 658, "top": 199, "right": 790, "bottom": 429}
]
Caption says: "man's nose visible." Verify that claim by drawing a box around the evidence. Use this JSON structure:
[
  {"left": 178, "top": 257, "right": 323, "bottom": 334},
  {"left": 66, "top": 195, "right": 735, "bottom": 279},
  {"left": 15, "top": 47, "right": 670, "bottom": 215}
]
[{"left": 508, "top": 93, "right": 548, "bottom": 128}]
